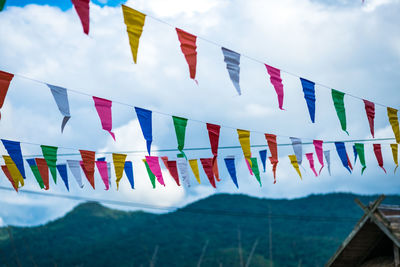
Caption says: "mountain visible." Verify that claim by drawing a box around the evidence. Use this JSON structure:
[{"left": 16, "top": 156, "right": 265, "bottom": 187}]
[{"left": 0, "top": 193, "right": 399, "bottom": 267}]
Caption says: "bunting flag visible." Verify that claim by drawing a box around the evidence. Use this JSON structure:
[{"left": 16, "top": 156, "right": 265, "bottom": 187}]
[
  {"left": 145, "top": 156, "right": 165, "bottom": 186},
  {"left": 124, "top": 161, "right": 135, "bottom": 189},
  {"left": 167, "top": 160, "right": 180, "bottom": 186},
  {"left": 79, "top": 150, "right": 96, "bottom": 189},
  {"left": 347, "top": 153, "right": 353, "bottom": 171},
  {"left": 67, "top": 160, "right": 84, "bottom": 188},
  {"left": 35, "top": 158, "right": 48, "bottom": 190},
  {"left": 173, "top": 116, "right": 188, "bottom": 158},
  {"left": 161, "top": 156, "right": 169, "bottom": 170},
  {"left": 41, "top": 145, "right": 58, "bottom": 184},
  {"left": 265, "top": 64, "right": 284, "bottom": 110},
  {"left": 1, "top": 139, "right": 25, "bottom": 178},
  {"left": 1, "top": 165, "right": 18, "bottom": 192},
  {"left": 250, "top": 158, "right": 262, "bottom": 186},
  {"left": 313, "top": 140, "right": 324, "bottom": 174},
  {"left": 177, "top": 156, "right": 190, "bottom": 187},
  {"left": 324, "top": 150, "right": 331, "bottom": 176},
  {"left": 387, "top": 107, "right": 400, "bottom": 143},
  {"left": 96, "top": 161, "right": 109, "bottom": 190},
  {"left": 3, "top": 155, "right": 24, "bottom": 188},
  {"left": 224, "top": 156, "right": 238, "bottom": 188},
  {"left": 290, "top": 137, "right": 303, "bottom": 165},
  {"left": 56, "top": 164, "right": 69, "bottom": 191},
  {"left": 107, "top": 162, "right": 112, "bottom": 188},
  {"left": 176, "top": 28, "right": 197, "bottom": 82},
  {"left": 71, "top": 0, "right": 90, "bottom": 35},
  {"left": 237, "top": 129, "right": 252, "bottom": 173},
  {"left": 334, "top": 142, "right": 351, "bottom": 173},
  {"left": 143, "top": 159, "right": 156, "bottom": 188},
  {"left": 221, "top": 47, "right": 241, "bottom": 95},
  {"left": 265, "top": 133, "right": 278, "bottom": 183},
  {"left": 26, "top": 159, "right": 44, "bottom": 189},
  {"left": 0, "top": 0, "right": 6, "bottom": 11},
  {"left": 288, "top": 155, "right": 302, "bottom": 179},
  {"left": 300, "top": 78, "right": 316, "bottom": 123},
  {"left": 354, "top": 143, "right": 367, "bottom": 174},
  {"left": 373, "top": 144, "right": 386, "bottom": 173},
  {"left": 331, "top": 89, "right": 348, "bottom": 134},
  {"left": 0, "top": 70, "right": 14, "bottom": 119},
  {"left": 188, "top": 159, "right": 201, "bottom": 184},
  {"left": 206, "top": 123, "right": 221, "bottom": 181},
  {"left": 363, "top": 100, "right": 375, "bottom": 138},
  {"left": 305, "top": 153, "right": 318, "bottom": 177},
  {"left": 135, "top": 107, "right": 152, "bottom": 155},
  {"left": 93, "top": 96, "right": 115, "bottom": 140},
  {"left": 47, "top": 84, "right": 71, "bottom": 133},
  {"left": 113, "top": 153, "right": 127, "bottom": 189},
  {"left": 259, "top": 150, "right": 267, "bottom": 172},
  {"left": 353, "top": 145, "right": 358, "bottom": 165},
  {"left": 200, "top": 158, "right": 216, "bottom": 188},
  {"left": 390, "top": 144, "right": 398, "bottom": 173},
  {"left": 122, "top": 5, "right": 146, "bottom": 64}
]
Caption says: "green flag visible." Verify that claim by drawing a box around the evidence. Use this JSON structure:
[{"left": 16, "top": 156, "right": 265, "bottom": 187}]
[
  {"left": 250, "top": 158, "right": 262, "bottom": 187},
  {"left": 0, "top": 0, "right": 6, "bottom": 11},
  {"left": 41, "top": 145, "right": 58, "bottom": 183},
  {"left": 29, "top": 164, "right": 44, "bottom": 189},
  {"left": 354, "top": 143, "right": 366, "bottom": 174},
  {"left": 332, "top": 89, "right": 348, "bottom": 135},
  {"left": 172, "top": 116, "right": 188, "bottom": 157},
  {"left": 143, "top": 159, "right": 156, "bottom": 188}
]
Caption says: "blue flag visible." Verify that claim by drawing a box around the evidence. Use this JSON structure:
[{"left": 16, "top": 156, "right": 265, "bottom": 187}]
[
  {"left": 300, "top": 78, "right": 316, "bottom": 123},
  {"left": 224, "top": 156, "right": 238, "bottom": 188},
  {"left": 335, "top": 142, "right": 351, "bottom": 173},
  {"left": 135, "top": 107, "right": 152, "bottom": 155},
  {"left": 353, "top": 145, "right": 358, "bottom": 165},
  {"left": 47, "top": 84, "right": 71, "bottom": 133},
  {"left": 57, "top": 164, "right": 69, "bottom": 191},
  {"left": 259, "top": 149, "right": 267, "bottom": 172},
  {"left": 1, "top": 139, "right": 25, "bottom": 178},
  {"left": 124, "top": 161, "right": 134, "bottom": 189},
  {"left": 221, "top": 47, "right": 241, "bottom": 95},
  {"left": 97, "top": 157, "right": 106, "bottom": 161}
]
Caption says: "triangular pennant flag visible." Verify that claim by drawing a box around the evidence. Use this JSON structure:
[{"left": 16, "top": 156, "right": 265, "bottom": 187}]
[
  {"left": 35, "top": 158, "right": 49, "bottom": 190},
  {"left": 200, "top": 158, "right": 216, "bottom": 188},
  {"left": 107, "top": 162, "right": 112, "bottom": 188},
  {"left": 79, "top": 150, "right": 96, "bottom": 189},
  {"left": 221, "top": 47, "right": 241, "bottom": 95},
  {"left": 354, "top": 143, "right": 367, "bottom": 174},
  {"left": 1, "top": 139, "right": 25, "bottom": 178},
  {"left": 124, "top": 161, "right": 134, "bottom": 189},
  {"left": 67, "top": 160, "right": 84, "bottom": 188},
  {"left": 1, "top": 165, "right": 18, "bottom": 192},
  {"left": 245, "top": 159, "right": 253, "bottom": 175},
  {"left": 96, "top": 161, "right": 109, "bottom": 190},
  {"left": 145, "top": 156, "right": 165, "bottom": 186},
  {"left": 290, "top": 137, "right": 303, "bottom": 165},
  {"left": 47, "top": 84, "right": 71, "bottom": 133},
  {"left": 353, "top": 145, "right": 358, "bottom": 165},
  {"left": 161, "top": 156, "right": 169, "bottom": 169},
  {"left": 206, "top": 123, "right": 221, "bottom": 181},
  {"left": 237, "top": 129, "right": 252, "bottom": 174},
  {"left": 3, "top": 155, "right": 24, "bottom": 188},
  {"left": 113, "top": 153, "right": 127, "bottom": 190},
  {"left": 363, "top": 99, "right": 375, "bottom": 138},
  {"left": 0, "top": 0, "right": 6, "bottom": 11},
  {"left": 97, "top": 157, "right": 106, "bottom": 161},
  {"left": 265, "top": 133, "right": 278, "bottom": 183},
  {"left": 331, "top": 89, "right": 348, "bottom": 134},
  {"left": 265, "top": 64, "right": 284, "bottom": 110},
  {"left": 173, "top": 116, "right": 188, "bottom": 158},
  {"left": 0, "top": 70, "right": 14, "bottom": 119},
  {"left": 71, "top": 0, "right": 90, "bottom": 34},
  {"left": 122, "top": 5, "right": 146, "bottom": 64},
  {"left": 224, "top": 156, "right": 239, "bottom": 188},
  {"left": 188, "top": 159, "right": 200, "bottom": 184},
  {"left": 334, "top": 142, "right": 351, "bottom": 173},
  {"left": 41, "top": 145, "right": 58, "bottom": 184},
  {"left": 250, "top": 157, "right": 262, "bottom": 186},
  {"left": 167, "top": 160, "right": 180, "bottom": 186},
  {"left": 305, "top": 153, "right": 318, "bottom": 177},
  {"left": 324, "top": 150, "right": 331, "bottom": 176},
  {"left": 93, "top": 96, "right": 115, "bottom": 140},
  {"left": 259, "top": 149, "right": 267, "bottom": 172},
  {"left": 143, "top": 159, "right": 156, "bottom": 188},
  {"left": 177, "top": 157, "right": 190, "bottom": 187},
  {"left": 300, "top": 78, "right": 316, "bottom": 123},
  {"left": 387, "top": 107, "right": 400, "bottom": 143},
  {"left": 288, "top": 155, "right": 302, "bottom": 179},
  {"left": 373, "top": 144, "right": 386, "bottom": 173},
  {"left": 390, "top": 144, "right": 398, "bottom": 173},
  {"left": 313, "top": 140, "right": 324, "bottom": 174},
  {"left": 56, "top": 164, "right": 69, "bottom": 191},
  {"left": 176, "top": 28, "right": 197, "bottom": 82},
  {"left": 347, "top": 152, "right": 353, "bottom": 171},
  {"left": 135, "top": 107, "right": 152, "bottom": 155},
  {"left": 26, "top": 159, "right": 44, "bottom": 189}
]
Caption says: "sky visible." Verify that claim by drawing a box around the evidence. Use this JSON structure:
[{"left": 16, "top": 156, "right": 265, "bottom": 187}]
[{"left": 0, "top": 0, "right": 399, "bottom": 226}]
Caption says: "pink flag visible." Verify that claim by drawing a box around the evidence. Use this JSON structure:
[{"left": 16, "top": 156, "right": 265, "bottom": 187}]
[
  {"left": 72, "top": 0, "right": 90, "bottom": 35},
  {"left": 93, "top": 96, "right": 115, "bottom": 140},
  {"left": 265, "top": 64, "right": 284, "bottom": 110},
  {"left": 96, "top": 161, "right": 109, "bottom": 190},
  {"left": 313, "top": 140, "right": 324, "bottom": 174},
  {"left": 245, "top": 159, "right": 253, "bottom": 175},
  {"left": 363, "top": 100, "right": 375, "bottom": 138},
  {"left": 145, "top": 156, "right": 165, "bottom": 186},
  {"left": 306, "top": 153, "right": 318, "bottom": 177}
]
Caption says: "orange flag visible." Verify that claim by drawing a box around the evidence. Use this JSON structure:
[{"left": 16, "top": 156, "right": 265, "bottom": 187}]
[
  {"left": 265, "top": 133, "right": 278, "bottom": 183},
  {"left": 80, "top": 150, "right": 96, "bottom": 189}
]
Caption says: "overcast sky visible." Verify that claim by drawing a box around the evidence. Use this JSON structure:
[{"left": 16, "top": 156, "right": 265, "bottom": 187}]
[{"left": 0, "top": 0, "right": 399, "bottom": 226}]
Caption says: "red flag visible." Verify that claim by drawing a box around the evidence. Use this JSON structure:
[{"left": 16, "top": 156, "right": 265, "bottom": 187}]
[
  {"left": 0, "top": 70, "right": 14, "bottom": 120},
  {"left": 176, "top": 28, "right": 197, "bottom": 82},
  {"left": 363, "top": 100, "right": 375, "bottom": 138},
  {"left": 167, "top": 160, "right": 180, "bottom": 186},
  {"left": 35, "top": 158, "right": 49, "bottom": 190},
  {"left": 373, "top": 144, "right": 386, "bottom": 173},
  {"left": 265, "top": 133, "right": 278, "bottom": 183},
  {"left": 1, "top": 165, "right": 18, "bottom": 192},
  {"left": 72, "top": 0, "right": 90, "bottom": 35},
  {"left": 206, "top": 123, "right": 221, "bottom": 181},
  {"left": 200, "top": 158, "right": 216, "bottom": 188},
  {"left": 80, "top": 150, "right": 96, "bottom": 189},
  {"left": 346, "top": 153, "right": 353, "bottom": 171}
]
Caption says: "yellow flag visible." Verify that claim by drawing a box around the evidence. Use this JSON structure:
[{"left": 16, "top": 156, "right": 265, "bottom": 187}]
[
  {"left": 237, "top": 129, "right": 252, "bottom": 166},
  {"left": 112, "top": 153, "right": 127, "bottom": 189},
  {"left": 288, "top": 155, "right": 302, "bottom": 179},
  {"left": 388, "top": 107, "right": 400, "bottom": 143},
  {"left": 188, "top": 159, "right": 201, "bottom": 184},
  {"left": 3, "top": 155, "right": 24, "bottom": 188},
  {"left": 391, "top": 144, "right": 398, "bottom": 173},
  {"left": 122, "top": 5, "right": 146, "bottom": 64}
]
